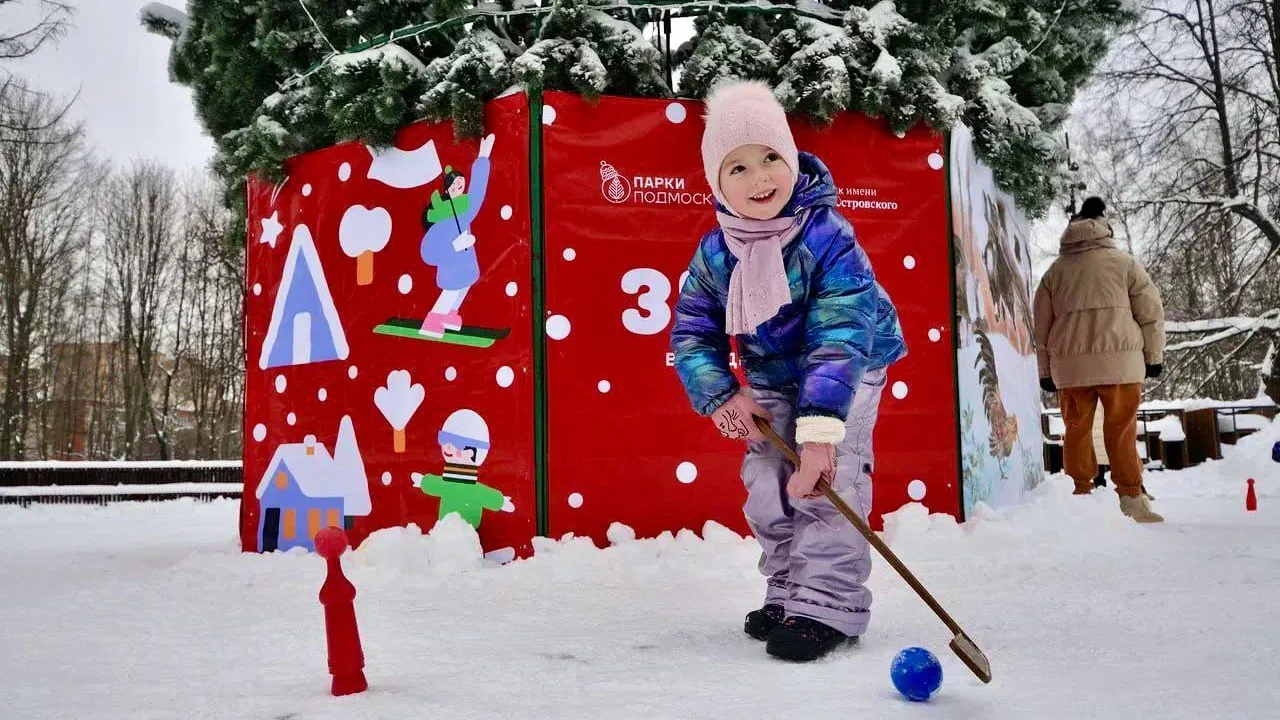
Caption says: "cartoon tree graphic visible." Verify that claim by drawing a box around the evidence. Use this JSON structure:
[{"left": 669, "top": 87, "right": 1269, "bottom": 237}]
[
  {"left": 374, "top": 370, "right": 425, "bottom": 453},
  {"left": 339, "top": 204, "right": 392, "bottom": 286}
]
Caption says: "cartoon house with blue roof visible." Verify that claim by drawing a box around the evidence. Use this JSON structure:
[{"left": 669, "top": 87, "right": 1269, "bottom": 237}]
[
  {"left": 259, "top": 224, "right": 349, "bottom": 369},
  {"left": 256, "top": 415, "right": 371, "bottom": 552}
]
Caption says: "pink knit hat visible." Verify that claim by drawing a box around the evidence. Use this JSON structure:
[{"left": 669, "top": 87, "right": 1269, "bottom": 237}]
[{"left": 701, "top": 80, "right": 799, "bottom": 211}]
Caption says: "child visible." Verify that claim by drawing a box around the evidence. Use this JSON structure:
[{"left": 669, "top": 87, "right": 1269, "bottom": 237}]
[
  {"left": 671, "top": 81, "right": 907, "bottom": 662},
  {"left": 419, "top": 134, "right": 495, "bottom": 338}
]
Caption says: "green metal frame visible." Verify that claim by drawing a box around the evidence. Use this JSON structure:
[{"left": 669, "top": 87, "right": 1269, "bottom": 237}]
[{"left": 528, "top": 93, "right": 551, "bottom": 537}]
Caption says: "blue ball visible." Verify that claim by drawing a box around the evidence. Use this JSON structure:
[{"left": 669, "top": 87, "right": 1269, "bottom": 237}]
[{"left": 891, "top": 647, "right": 943, "bottom": 702}]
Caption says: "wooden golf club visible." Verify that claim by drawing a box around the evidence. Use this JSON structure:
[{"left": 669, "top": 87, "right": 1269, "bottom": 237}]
[{"left": 753, "top": 415, "right": 992, "bottom": 684}]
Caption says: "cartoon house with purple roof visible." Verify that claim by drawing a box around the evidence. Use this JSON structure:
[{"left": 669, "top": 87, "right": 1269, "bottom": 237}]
[
  {"left": 255, "top": 416, "right": 371, "bottom": 552},
  {"left": 259, "top": 224, "right": 349, "bottom": 369}
]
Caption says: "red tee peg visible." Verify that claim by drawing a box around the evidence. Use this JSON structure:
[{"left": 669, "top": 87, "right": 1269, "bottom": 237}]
[
  {"left": 315, "top": 527, "right": 368, "bottom": 697},
  {"left": 1246, "top": 478, "right": 1257, "bottom": 512}
]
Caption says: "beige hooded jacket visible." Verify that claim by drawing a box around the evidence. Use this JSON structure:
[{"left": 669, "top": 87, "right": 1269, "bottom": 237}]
[{"left": 1033, "top": 218, "right": 1166, "bottom": 389}]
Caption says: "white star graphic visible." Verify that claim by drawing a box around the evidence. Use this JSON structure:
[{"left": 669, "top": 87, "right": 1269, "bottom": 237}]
[{"left": 259, "top": 211, "right": 284, "bottom": 248}]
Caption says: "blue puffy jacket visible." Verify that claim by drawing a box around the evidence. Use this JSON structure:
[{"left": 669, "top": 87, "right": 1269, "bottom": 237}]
[{"left": 671, "top": 152, "right": 907, "bottom": 421}]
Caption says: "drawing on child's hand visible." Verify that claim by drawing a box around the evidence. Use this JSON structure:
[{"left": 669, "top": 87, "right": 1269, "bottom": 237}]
[{"left": 717, "top": 408, "right": 751, "bottom": 439}]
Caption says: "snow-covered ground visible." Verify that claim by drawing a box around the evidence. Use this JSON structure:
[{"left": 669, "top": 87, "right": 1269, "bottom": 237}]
[{"left": 3, "top": 423, "right": 1279, "bottom": 720}]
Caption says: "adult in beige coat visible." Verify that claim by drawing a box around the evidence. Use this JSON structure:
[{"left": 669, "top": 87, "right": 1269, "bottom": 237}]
[{"left": 1034, "top": 197, "right": 1166, "bottom": 523}]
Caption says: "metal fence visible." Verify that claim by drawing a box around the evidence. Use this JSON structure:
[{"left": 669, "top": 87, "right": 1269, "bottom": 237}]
[{"left": 0, "top": 461, "right": 243, "bottom": 507}]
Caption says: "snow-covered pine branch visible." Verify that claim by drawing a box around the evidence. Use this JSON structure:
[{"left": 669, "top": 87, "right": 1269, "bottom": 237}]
[{"left": 139, "top": 3, "right": 189, "bottom": 42}]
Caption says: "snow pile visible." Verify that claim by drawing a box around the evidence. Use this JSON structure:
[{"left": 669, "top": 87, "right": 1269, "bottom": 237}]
[{"left": 351, "top": 515, "right": 486, "bottom": 578}]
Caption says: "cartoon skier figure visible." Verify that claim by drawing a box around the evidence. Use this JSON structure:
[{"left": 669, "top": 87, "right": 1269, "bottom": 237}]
[
  {"left": 414, "top": 409, "right": 504, "bottom": 528},
  {"left": 419, "top": 134, "right": 496, "bottom": 338}
]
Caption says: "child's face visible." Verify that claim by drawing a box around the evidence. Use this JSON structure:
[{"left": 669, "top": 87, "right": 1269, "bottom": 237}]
[
  {"left": 448, "top": 176, "right": 466, "bottom": 198},
  {"left": 718, "top": 144, "right": 794, "bottom": 220}
]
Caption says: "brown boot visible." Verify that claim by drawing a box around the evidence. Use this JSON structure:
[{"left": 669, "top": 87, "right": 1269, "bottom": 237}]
[{"left": 1119, "top": 494, "right": 1164, "bottom": 523}]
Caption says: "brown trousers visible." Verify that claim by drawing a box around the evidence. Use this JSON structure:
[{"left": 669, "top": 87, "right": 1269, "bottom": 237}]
[{"left": 1059, "top": 384, "right": 1144, "bottom": 497}]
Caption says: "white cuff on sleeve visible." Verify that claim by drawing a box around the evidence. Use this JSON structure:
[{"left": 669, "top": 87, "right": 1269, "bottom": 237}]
[{"left": 795, "top": 416, "right": 846, "bottom": 445}]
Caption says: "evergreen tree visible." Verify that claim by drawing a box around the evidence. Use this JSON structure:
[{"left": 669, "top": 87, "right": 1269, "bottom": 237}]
[
  {"left": 677, "top": 11, "right": 777, "bottom": 98},
  {"left": 146, "top": 0, "right": 1135, "bottom": 234},
  {"left": 842, "top": 2, "right": 961, "bottom": 133},
  {"left": 772, "top": 17, "right": 857, "bottom": 124},
  {"left": 420, "top": 28, "right": 520, "bottom": 138},
  {"left": 513, "top": 0, "right": 667, "bottom": 101}
]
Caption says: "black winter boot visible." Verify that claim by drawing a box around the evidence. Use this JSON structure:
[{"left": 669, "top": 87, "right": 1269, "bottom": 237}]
[
  {"left": 744, "top": 604, "right": 784, "bottom": 640},
  {"left": 765, "top": 616, "right": 856, "bottom": 661}
]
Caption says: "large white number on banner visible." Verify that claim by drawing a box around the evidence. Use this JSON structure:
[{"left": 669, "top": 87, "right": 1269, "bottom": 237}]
[{"left": 622, "top": 268, "right": 672, "bottom": 335}]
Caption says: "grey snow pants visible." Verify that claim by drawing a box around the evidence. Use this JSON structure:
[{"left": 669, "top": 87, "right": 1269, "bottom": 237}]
[{"left": 742, "top": 367, "right": 886, "bottom": 637}]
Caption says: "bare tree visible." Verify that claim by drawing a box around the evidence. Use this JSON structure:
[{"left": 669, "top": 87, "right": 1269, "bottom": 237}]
[
  {"left": 33, "top": 159, "right": 108, "bottom": 458},
  {"left": 0, "top": 1, "right": 74, "bottom": 138},
  {"left": 101, "top": 161, "right": 181, "bottom": 459},
  {"left": 1075, "top": 0, "right": 1280, "bottom": 402},
  {"left": 175, "top": 173, "right": 244, "bottom": 458},
  {"left": 0, "top": 82, "right": 87, "bottom": 459},
  {"left": 6, "top": 155, "right": 246, "bottom": 461},
  {"left": 0, "top": 0, "right": 70, "bottom": 60}
]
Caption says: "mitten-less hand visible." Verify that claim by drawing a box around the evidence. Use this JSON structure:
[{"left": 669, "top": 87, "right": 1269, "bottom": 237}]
[
  {"left": 711, "top": 390, "right": 772, "bottom": 442},
  {"left": 787, "top": 443, "right": 836, "bottom": 500}
]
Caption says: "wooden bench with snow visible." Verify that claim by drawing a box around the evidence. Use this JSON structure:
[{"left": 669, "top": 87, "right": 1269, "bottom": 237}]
[{"left": 1040, "top": 398, "right": 1277, "bottom": 474}]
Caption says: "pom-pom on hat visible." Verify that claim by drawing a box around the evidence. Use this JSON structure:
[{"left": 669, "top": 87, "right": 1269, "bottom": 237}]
[{"left": 701, "top": 80, "right": 799, "bottom": 211}]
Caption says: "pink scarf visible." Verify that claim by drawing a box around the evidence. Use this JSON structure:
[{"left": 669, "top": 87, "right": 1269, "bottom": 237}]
[{"left": 717, "top": 210, "right": 808, "bottom": 335}]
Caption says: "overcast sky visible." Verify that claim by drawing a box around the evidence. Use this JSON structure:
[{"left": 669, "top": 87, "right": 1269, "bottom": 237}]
[{"left": 9, "top": 0, "right": 215, "bottom": 172}]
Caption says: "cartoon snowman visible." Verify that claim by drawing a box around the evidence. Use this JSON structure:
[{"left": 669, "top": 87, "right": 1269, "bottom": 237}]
[{"left": 414, "top": 409, "right": 504, "bottom": 528}]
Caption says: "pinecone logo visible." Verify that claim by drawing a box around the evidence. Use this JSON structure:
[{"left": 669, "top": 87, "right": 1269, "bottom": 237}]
[{"left": 600, "top": 160, "right": 630, "bottom": 204}]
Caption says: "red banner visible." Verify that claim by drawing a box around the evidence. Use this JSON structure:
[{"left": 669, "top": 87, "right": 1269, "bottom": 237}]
[
  {"left": 539, "top": 91, "right": 958, "bottom": 544},
  {"left": 243, "top": 93, "right": 536, "bottom": 561}
]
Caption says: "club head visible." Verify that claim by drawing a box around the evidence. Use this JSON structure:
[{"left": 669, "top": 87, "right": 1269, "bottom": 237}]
[{"left": 950, "top": 632, "right": 992, "bottom": 684}]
